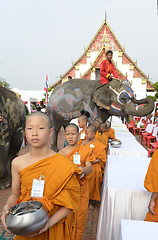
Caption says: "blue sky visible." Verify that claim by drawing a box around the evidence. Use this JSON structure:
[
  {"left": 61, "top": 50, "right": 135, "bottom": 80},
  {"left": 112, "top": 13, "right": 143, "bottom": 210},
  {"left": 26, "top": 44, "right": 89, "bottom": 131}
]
[{"left": 0, "top": 0, "right": 157, "bottom": 90}]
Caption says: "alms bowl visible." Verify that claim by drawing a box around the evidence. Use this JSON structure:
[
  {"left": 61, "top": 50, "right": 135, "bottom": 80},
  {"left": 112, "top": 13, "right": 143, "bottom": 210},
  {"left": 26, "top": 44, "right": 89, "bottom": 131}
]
[
  {"left": 6, "top": 201, "right": 48, "bottom": 236},
  {"left": 110, "top": 139, "right": 122, "bottom": 148}
]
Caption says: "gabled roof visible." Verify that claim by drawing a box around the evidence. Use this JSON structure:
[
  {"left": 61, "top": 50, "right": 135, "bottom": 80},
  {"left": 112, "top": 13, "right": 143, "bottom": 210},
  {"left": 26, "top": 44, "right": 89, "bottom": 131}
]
[
  {"left": 51, "top": 18, "right": 154, "bottom": 91},
  {"left": 81, "top": 48, "right": 125, "bottom": 79}
]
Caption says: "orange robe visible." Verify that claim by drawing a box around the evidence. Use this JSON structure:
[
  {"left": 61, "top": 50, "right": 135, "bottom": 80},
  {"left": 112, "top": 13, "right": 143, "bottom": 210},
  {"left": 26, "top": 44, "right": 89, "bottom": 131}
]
[
  {"left": 78, "top": 130, "right": 86, "bottom": 145},
  {"left": 66, "top": 145, "right": 95, "bottom": 240},
  {"left": 144, "top": 149, "right": 158, "bottom": 222},
  {"left": 95, "top": 132, "right": 108, "bottom": 173},
  {"left": 105, "top": 128, "right": 115, "bottom": 139},
  {"left": 88, "top": 140, "right": 107, "bottom": 201},
  {"left": 15, "top": 154, "right": 81, "bottom": 240},
  {"left": 95, "top": 131, "right": 108, "bottom": 147}
]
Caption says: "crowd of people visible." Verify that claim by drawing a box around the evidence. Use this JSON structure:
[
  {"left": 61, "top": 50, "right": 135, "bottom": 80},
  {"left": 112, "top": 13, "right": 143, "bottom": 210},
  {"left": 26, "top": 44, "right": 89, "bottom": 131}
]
[
  {"left": 1, "top": 49, "right": 158, "bottom": 239},
  {"left": 1, "top": 109, "right": 118, "bottom": 239}
]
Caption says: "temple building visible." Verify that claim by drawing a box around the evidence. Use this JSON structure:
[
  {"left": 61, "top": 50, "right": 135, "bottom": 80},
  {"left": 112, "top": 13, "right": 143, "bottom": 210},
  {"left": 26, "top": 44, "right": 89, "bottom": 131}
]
[{"left": 51, "top": 16, "right": 154, "bottom": 99}]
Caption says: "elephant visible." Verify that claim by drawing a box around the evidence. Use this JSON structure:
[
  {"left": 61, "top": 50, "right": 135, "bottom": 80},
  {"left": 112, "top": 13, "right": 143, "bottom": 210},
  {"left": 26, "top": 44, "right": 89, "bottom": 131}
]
[
  {"left": 0, "top": 86, "right": 26, "bottom": 189},
  {"left": 47, "top": 78, "right": 154, "bottom": 151}
]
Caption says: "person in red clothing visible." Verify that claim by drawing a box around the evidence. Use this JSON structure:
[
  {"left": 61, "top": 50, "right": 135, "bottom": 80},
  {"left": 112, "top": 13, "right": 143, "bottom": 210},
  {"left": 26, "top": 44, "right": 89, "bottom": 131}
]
[{"left": 100, "top": 50, "right": 120, "bottom": 84}]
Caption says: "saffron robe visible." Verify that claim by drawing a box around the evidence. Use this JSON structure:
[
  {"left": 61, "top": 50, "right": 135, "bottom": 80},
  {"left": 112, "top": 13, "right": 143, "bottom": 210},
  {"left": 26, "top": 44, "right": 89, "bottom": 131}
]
[
  {"left": 100, "top": 59, "right": 120, "bottom": 84},
  {"left": 105, "top": 128, "right": 115, "bottom": 139},
  {"left": 95, "top": 132, "right": 108, "bottom": 172},
  {"left": 66, "top": 145, "right": 95, "bottom": 240},
  {"left": 88, "top": 140, "right": 107, "bottom": 201},
  {"left": 15, "top": 154, "right": 81, "bottom": 240},
  {"left": 78, "top": 130, "right": 86, "bottom": 145},
  {"left": 144, "top": 149, "right": 158, "bottom": 222}
]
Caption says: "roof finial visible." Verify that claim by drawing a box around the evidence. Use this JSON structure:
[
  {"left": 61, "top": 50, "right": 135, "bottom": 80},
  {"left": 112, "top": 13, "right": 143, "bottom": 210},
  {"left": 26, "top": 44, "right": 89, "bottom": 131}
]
[{"left": 105, "top": 10, "right": 107, "bottom": 21}]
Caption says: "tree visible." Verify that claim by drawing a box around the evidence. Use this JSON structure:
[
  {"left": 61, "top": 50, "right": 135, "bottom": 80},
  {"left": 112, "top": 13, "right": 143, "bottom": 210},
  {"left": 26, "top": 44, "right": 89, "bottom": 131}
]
[
  {"left": 153, "top": 82, "right": 158, "bottom": 92},
  {"left": 147, "top": 95, "right": 157, "bottom": 102}
]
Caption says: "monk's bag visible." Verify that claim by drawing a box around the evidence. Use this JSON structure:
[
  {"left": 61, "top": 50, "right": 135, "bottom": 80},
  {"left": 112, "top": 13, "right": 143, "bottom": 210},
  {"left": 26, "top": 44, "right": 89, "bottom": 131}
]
[{"left": 0, "top": 231, "right": 13, "bottom": 240}]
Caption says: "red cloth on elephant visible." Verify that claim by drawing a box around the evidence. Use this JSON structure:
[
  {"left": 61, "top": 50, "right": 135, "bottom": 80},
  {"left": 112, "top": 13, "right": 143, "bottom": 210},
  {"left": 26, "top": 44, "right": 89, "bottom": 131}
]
[{"left": 100, "top": 59, "right": 120, "bottom": 84}]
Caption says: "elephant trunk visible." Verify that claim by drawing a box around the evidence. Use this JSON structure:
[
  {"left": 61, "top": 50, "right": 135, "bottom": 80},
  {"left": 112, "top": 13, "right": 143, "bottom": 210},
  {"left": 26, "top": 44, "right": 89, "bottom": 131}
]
[{"left": 125, "top": 97, "right": 155, "bottom": 116}]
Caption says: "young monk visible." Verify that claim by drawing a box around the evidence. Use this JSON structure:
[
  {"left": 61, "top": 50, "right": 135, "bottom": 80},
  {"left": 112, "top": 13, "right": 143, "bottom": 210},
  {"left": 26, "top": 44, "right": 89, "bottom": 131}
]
[
  {"left": 59, "top": 123, "right": 95, "bottom": 240},
  {"left": 78, "top": 111, "right": 90, "bottom": 144},
  {"left": 95, "top": 122, "right": 108, "bottom": 173},
  {"left": 95, "top": 122, "right": 108, "bottom": 148},
  {"left": 105, "top": 120, "right": 116, "bottom": 139},
  {"left": 1, "top": 112, "right": 81, "bottom": 240},
  {"left": 144, "top": 149, "right": 158, "bottom": 222},
  {"left": 82, "top": 125, "right": 107, "bottom": 208},
  {"left": 92, "top": 119, "right": 101, "bottom": 132}
]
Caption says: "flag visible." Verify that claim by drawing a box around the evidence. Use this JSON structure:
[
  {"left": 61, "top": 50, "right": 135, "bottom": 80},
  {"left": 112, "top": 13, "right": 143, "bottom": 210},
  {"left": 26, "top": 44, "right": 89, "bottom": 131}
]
[
  {"left": 44, "top": 74, "right": 48, "bottom": 93},
  {"left": 44, "top": 74, "right": 49, "bottom": 104},
  {"left": 126, "top": 73, "right": 129, "bottom": 82}
]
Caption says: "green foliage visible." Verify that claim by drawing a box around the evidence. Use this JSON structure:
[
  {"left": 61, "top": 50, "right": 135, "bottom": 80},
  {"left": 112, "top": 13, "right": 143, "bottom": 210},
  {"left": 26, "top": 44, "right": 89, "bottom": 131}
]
[
  {"left": 153, "top": 82, "right": 158, "bottom": 92},
  {"left": 147, "top": 95, "right": 157, "bottom": 102},
  {"left": 155, "top": 92, "right": 158, "bottom": 99}
]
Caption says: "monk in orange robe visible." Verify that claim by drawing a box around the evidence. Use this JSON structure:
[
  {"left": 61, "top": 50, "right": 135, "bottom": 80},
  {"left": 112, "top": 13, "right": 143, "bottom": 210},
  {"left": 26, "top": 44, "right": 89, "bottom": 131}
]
[
  {"left": 1, "top": 112, "right": 81, "bottom": 240},
  {"left": 95, "top": 122, "right": 108, "bottom": 172},
  {"left": 95, "top": 122, "right": 108, "bottom": 148},
  {"left": 59, "top": 123, "right": 95, "bottom": 240},
  {"left": 78, "top": 112, "right": 89, "bottom": 144},
  {"left": 105, "top": 121, "right": 116, "bottom": 139},
  {"left": 82, "top": 125, "right": 107, "bottom": 207},
  {"left": 144, "top": 149, "right": 158, "bottom": 222}
]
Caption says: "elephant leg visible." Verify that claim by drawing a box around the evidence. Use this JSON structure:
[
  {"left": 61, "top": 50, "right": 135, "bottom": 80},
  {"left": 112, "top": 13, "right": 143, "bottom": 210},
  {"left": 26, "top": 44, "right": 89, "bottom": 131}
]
[
  {"left": 0, "top": 130, "right": 24, "bottom": 189},
  {"left": 51, "top": 125, "right": 60, "bottom": 152},
  {"left": 0, "top": 146, "right": 10, "bottom": 189},
  {"left": 57, "top": 126, "right": 65, "bottom": 151}
]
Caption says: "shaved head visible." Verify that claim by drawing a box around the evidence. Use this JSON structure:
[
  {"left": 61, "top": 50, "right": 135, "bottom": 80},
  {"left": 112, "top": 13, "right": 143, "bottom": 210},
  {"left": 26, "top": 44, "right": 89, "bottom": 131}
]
[
  {"left": 65, "top": 123, "right": 79, "bottom": 133},
  {"left": 106, "top": 121, "right": 111, "bottom": 130},
  {"left": 100, "top": 122, "right": 107, "bottom": 130},
  {"left": 86, "top": 125, "right": 96, "bottom": 134},
  {"left": 26, "top": 111, "right": 52, "bottom": 129},
  {"left": 92, "top": 120, "right": 101, "bottom": 131}
]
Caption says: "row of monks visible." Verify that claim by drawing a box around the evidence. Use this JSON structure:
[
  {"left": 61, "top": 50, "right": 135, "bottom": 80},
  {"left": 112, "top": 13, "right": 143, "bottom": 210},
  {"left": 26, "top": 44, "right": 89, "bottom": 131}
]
[
  {"left": 3, "top": 110, "right": 158, "bottom": 240},
  {"left": 58, "top": 112, "right": 115, "bottom": 239}
]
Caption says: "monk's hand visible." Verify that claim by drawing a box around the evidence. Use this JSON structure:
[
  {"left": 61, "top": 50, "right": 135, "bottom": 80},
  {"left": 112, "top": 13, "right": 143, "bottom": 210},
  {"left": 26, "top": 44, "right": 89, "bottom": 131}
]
[
  {"left": 39, "top": 220, "right": 50, "bottom": 234},
  {"left": 1, "top": 204, "right": 10, "bottom": 230},
  {"left": 148, "top": 199, "right": 156, "bottom": 215}
]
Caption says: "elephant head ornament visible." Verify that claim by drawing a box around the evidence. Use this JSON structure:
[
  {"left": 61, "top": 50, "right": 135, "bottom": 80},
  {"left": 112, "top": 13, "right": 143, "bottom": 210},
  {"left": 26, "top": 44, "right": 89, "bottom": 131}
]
[{"left": 47, "top": 78, "right": 154, "bottom": 150}]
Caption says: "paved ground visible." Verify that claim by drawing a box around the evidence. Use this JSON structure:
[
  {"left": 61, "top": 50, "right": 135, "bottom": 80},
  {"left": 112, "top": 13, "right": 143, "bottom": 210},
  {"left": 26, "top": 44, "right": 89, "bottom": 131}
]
[{"left": 0, "top": 130, "right": 147, "bottom": 239}]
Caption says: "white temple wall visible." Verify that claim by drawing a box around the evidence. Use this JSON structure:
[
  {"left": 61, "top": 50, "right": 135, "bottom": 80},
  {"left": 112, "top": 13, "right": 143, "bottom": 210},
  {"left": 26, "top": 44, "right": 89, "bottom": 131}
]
[
  {"left": 90, "top": 52, "right": 100, "bottom": 63},
  {"left": 131, "top": 78, "right": 146, "bottom": 99}
]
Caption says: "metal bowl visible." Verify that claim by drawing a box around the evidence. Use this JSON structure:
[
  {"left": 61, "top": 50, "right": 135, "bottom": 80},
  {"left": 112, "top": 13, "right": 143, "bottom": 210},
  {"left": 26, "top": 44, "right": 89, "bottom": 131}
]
[
  {"left": 6, "top": 201, "right": 48, "bottom": 236},
  {"left": 110, "top": 139, "right": 122, "bottom": 148}
]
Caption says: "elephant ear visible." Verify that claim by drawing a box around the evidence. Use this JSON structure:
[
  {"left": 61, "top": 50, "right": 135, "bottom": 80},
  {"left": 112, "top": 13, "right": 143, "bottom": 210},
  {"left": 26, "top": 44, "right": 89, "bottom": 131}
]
[{"left": 93, "top": 84, "right": 111, "bottom": 110}]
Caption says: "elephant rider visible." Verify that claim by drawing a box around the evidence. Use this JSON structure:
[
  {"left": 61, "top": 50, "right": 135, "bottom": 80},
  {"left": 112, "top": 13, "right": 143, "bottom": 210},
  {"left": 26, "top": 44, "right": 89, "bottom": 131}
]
[
  {"left": 93, "top": 50, "right": 120, "bottom": 110},
  {"left": 100, "top": 50, "right": 120, "bottom": 84}
]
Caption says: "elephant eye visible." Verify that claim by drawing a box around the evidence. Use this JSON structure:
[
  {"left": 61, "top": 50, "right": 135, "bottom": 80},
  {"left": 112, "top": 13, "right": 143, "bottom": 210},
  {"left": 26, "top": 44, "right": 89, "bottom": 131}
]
[{"left": 117, "top": 91, "right": 131, "bottom": 105}]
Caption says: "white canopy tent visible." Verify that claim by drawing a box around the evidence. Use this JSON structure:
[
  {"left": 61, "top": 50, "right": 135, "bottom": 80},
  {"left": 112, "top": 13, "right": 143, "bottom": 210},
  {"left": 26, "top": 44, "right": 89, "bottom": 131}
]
[{"left": 11, "top": 87, "right": 37, "bottom": 113}]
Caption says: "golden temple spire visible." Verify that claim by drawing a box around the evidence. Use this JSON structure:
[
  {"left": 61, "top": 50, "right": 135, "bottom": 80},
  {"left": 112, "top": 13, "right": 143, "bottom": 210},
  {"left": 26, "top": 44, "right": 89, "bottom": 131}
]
[{"left": 105, "top": 10, "right": 107, "bottom": 21}]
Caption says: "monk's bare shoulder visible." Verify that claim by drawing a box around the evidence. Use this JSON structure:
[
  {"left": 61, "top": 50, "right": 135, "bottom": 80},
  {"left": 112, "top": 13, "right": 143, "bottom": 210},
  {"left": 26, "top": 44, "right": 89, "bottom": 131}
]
[
  {"left": 59, "top": 146, "right": 69, "bottom": 157},
  {"left": 12, "top": 153, "right": 30, "bottom": 172}
]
